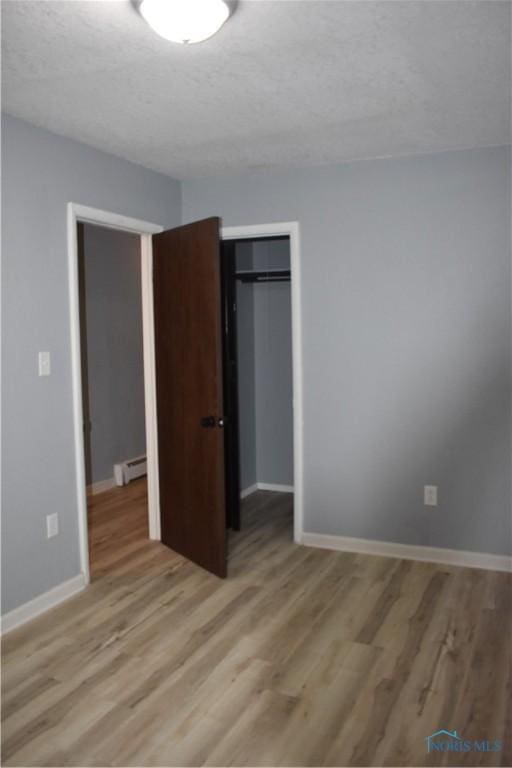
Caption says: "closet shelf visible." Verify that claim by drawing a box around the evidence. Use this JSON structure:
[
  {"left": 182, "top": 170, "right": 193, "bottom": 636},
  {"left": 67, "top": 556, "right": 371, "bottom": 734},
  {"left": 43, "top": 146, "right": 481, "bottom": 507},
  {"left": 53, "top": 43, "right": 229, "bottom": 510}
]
[{"left": 235, "top": 269, "right": 290, "bottom": 283}]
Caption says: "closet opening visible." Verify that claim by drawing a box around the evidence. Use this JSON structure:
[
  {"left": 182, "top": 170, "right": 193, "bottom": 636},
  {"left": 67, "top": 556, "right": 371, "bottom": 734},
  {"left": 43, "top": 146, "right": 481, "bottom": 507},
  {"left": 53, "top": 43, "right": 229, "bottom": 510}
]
[{"left": 221, "top": 236, "right": 294, "bottom": 540}]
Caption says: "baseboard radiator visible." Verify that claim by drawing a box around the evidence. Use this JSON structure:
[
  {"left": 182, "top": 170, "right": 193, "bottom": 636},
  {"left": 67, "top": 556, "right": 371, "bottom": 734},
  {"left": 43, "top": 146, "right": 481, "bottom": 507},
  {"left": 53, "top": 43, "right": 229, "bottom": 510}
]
[{"left": 114, "top": 455, "right": 147, "bottom": 486}]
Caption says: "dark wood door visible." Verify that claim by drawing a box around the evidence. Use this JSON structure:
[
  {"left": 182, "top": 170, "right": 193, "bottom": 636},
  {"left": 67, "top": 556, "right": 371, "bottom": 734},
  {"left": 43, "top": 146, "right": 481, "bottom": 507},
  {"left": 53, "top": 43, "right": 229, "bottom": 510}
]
[{"left": 153, "top": 218, "right": 226, "bottom": 577}]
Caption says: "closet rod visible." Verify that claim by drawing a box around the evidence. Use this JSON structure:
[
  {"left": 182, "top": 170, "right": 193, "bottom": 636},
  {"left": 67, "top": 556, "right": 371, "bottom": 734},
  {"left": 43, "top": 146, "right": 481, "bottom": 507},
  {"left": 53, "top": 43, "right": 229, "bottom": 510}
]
[{"left": 235, "top": 269, "right": 291, "bottom": 284}]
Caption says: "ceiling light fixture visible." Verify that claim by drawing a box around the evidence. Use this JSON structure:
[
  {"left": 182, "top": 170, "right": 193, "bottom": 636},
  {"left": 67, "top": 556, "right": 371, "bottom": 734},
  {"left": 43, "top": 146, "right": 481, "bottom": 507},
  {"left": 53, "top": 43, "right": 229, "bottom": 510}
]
[{"left": 139, "top": 0, "right": 231, "bottom": 44}]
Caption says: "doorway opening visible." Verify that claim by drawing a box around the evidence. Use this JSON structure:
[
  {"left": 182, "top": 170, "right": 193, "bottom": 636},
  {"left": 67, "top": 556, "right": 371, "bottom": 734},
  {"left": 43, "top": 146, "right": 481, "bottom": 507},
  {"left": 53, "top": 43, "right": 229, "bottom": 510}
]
[
  {"left": 78, "top": 222, "right": 150, "bottom": 577},
  {"left": 69, "top": 203, "right": 163, "bottom": 586},
  {"left": 221, "top": 235, "right": 295, "bottom": 540},
  {"left": 221, "top": 221, "right": 304, "bottom": 544}
]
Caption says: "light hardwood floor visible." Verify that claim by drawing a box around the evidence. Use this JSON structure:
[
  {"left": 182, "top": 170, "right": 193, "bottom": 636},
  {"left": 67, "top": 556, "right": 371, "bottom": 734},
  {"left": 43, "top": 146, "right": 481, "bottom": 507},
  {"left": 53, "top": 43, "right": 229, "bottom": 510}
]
[
  {"left": 87, "top": 478, "right": 150, "bottom": 579},
  {"left": 2, "top": 481, "right": 510, "bottom": 767}
]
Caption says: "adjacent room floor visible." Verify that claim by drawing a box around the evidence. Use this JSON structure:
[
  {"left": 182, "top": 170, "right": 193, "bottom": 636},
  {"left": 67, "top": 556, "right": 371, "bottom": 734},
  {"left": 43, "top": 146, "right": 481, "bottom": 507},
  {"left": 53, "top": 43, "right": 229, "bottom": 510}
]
[
  {"left": 2, "top": 484, "right": 510, "bottom": 767},
  {"left": 87, "top": 479, "right": 150, "bottom": 579}
]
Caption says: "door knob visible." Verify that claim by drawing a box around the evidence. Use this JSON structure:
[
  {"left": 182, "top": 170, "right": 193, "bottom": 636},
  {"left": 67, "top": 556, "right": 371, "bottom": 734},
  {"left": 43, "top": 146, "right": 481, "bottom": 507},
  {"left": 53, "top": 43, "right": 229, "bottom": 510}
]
[
  {"left": 200, "top": 416, "right": 215, "bottom": 428},
  {"left": 218, "top": 417, "right": 224, "bottom": 428}
]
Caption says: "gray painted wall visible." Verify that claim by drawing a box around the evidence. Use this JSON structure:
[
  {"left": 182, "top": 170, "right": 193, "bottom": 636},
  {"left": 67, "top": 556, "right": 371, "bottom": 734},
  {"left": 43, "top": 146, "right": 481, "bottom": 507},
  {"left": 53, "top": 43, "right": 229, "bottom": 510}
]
[
  {"left": 236, "top": 242, "right": 257, "bottom": 490},
  {"left": 254, "top": 280, "right": 293, "bottom": 487},
  {"left": 1, "top": 114, "right": 181, "bottom": 614},
  {"left": 252, "top": 238, "right": 291, "bottom": 271},
  {"left": 236, "top": 240, "right": 294, "bottom": 490},
  {"left": 184, "top": 146, "right": 512, "bottom": 556},
  {"left": 251, "top": 239, "right": 293, "bottom": 486},
  {"left": 81, "top": 224, "right": 146, "bottom": 485}
]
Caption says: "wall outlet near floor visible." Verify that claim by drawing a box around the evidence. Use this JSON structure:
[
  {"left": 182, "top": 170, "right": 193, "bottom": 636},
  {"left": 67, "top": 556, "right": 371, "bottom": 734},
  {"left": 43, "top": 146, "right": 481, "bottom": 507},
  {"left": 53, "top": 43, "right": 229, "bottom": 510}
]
[
  {"left": 424, "top": 485, "right": 438, "bottom": 507},
  {"left": 46, "top": 513, "right": 59, "bottom": 538}
]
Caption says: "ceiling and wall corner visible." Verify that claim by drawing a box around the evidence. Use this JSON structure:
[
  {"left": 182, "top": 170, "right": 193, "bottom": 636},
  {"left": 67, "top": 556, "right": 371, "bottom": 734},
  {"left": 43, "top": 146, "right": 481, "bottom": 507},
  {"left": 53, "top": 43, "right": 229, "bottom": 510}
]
[{"left": 2, "top": 1, "right": 510, "bottom": 179}]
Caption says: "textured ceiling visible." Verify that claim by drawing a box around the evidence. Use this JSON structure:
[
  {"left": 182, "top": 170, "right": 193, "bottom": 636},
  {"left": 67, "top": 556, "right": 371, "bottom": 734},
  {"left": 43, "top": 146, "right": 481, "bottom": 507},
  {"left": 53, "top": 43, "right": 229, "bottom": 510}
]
[{"left": 2, "top": 0, "right": 511, "bottom": 179}]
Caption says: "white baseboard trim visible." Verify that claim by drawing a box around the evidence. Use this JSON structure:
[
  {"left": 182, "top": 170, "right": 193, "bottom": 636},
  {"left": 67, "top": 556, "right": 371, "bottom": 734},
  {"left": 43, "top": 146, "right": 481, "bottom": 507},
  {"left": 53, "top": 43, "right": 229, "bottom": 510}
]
[
  {"left": 301, "top": 532, "right": 512, "bottom": 573},
  {"left": 240, "top": 484, "right": 259, "bottom": 499},
  {"left": 87, "top": 477, "right": 116, "bottom": 496},
  {"left": 240, "top": 482, "right": 294, "bottom": 498},
  {"left": 256, "top": 483, "right": 294, "bottom": 494},
  {"left": 1, "top": 573, "right": 88, "bottom": 634}
]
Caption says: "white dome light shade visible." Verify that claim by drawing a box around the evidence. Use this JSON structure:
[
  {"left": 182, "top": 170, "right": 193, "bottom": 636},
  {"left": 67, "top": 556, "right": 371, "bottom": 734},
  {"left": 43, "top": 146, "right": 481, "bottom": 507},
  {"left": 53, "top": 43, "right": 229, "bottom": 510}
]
[{"left": 140, "top": 0, "right": 230, "bottom": 44}]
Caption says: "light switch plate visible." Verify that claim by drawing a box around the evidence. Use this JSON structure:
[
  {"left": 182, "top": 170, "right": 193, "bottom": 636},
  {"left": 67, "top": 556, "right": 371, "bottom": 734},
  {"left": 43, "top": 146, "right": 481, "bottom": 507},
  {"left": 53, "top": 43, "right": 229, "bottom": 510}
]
[
  {"left": 46, "top": 513, "right": 59, "bottom": 538},
  {"left": 424, "top": 485, "right": 438, "bottom": 506},
  {"left": 38, "top": 351, "right": 51, "bottom": 377}
]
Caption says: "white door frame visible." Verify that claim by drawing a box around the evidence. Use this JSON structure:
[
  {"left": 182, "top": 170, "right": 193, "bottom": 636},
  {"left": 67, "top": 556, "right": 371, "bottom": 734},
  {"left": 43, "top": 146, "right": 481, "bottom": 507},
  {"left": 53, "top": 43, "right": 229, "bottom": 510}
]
[
  {"left": 67, "top": 203, "right": 163, "bottom": 585},
  {"left": 221, "top": 222, "right": 304, "bottom": 544}
]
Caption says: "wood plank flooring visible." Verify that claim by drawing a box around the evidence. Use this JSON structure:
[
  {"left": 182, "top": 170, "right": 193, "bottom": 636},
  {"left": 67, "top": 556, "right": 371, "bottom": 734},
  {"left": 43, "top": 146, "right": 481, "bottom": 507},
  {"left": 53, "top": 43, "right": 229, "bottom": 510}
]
[
  {"left": 87, "top": 479, "right": 149, "bottom": 579},
  {"left": 2, "top": 482, "right": 510, "bottom": 767}
]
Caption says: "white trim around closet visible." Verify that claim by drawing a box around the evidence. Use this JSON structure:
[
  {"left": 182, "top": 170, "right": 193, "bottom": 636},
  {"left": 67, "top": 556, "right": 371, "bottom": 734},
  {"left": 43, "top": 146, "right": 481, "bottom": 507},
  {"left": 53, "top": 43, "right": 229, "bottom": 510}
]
[{"left": 221, "top": 222, "right": 303, "bottom": 544}]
